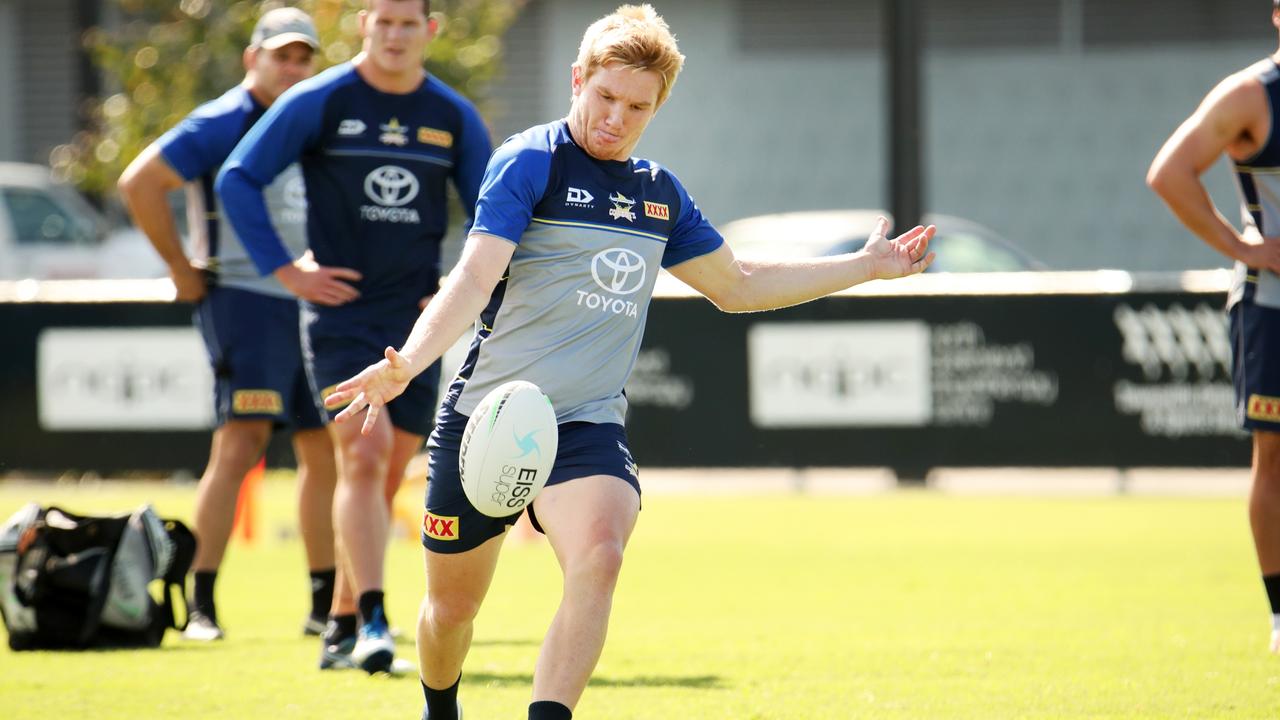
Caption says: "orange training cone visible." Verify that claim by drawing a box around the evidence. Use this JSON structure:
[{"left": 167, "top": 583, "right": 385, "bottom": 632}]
[{"left": 232, "top": 457, "right": 264, "bottom": 544}]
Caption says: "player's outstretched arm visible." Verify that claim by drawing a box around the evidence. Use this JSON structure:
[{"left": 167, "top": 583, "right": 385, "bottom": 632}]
[
  {"left": 668, "top": 217, "right": 934, "bottom": 313},
  {"left": 327, "top": 232, "right": 516, "bottom": 434}
]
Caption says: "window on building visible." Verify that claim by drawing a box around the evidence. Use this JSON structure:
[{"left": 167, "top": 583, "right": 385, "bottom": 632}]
[
  {"left": 1083, "top": 0, "right": 1270, "bottom": 47},
  {"left": 737, "top": 0, "right": 1273, "bottom": 54},
  {"left": 925, "top": 0, "right": 1060, "bottom": 50},
  {"left": 736, "top": 0, "right": 881, "bottom": 53}
]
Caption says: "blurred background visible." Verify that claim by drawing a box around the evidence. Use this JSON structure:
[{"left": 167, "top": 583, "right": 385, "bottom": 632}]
[
  {"left": 0, "top": 0, "right": 1264, "bottom": 479},
  {"left": 0, "top": 0, "right": 1271, "bottom": 275}
]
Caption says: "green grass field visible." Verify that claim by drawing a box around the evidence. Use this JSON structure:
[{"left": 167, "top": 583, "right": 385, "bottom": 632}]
[{"left": 1, "top": 475, "right": 1277, "bottom": 719}]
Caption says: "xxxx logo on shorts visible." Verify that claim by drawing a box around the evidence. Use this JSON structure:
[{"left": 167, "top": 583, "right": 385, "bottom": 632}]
[
  {"left": 232, "top": 390, "right": 283, "bottom": 414},
  {"left": 423, "top": 511, "right": 459, "bottom": 541},
  {"left": 1249, "top": 394, "right": 1280, "bottom": 423}
]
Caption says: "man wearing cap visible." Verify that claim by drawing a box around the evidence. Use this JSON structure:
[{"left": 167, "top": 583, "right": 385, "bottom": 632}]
[
  {"left": 118, "top": 7, "right": 345, "bottom": 642},
  {"left": 218, "top": 0, "right": 492, "bottom": 675}
]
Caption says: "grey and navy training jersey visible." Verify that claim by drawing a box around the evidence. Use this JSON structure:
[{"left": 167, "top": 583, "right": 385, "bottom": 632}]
[
  {"left": 445, "top": 119, "right": 723, "bottom": 425},
  {"left": 217, "top": 63, "right": 491, "bottom": 319},
  {"left": 1230, "top": 58, "right": 1280, "bottom": 309},
  {"left": 157, "top": 85, "right": 306, "bottom": 298}
]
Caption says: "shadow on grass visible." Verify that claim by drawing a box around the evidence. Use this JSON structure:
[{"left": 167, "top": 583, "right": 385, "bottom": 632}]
[
  {"left": 471, "top": 638, "right": 540, "bottom": 648},
  {"left": 16, "top": 642, "right": 224, "bottom": 655},
  {"left": 467, "top": 670, "right": 727, "bottom": 689},
  {"left": 390, "top": 636, "right": 540, "bottom": 649}
]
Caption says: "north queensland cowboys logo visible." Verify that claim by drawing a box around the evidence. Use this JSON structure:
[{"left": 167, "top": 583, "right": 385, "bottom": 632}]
[
  {"left": 361, "top": 166, "right": 421, "bottom": 223},
  {"left": 608, "top": 192, "right": 637, "bottom": 222},
  {"left": 379, "top": 117, "right": 409, "bottom": 146}
]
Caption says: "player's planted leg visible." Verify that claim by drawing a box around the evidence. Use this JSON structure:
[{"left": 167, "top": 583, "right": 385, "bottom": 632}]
[{"left": 419, "top": 534, "right": 506, "bottom": 720}]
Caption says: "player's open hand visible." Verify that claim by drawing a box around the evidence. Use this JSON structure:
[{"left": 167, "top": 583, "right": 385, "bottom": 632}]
[
  {"left": 327, "top": 346, "right": 416, "bottom": 435},
  {"left": 864, "top": 217, "right": 936, "bottom": 280},
  {"left": 277, "top": 250, "right": 363, "bottom": 306}
]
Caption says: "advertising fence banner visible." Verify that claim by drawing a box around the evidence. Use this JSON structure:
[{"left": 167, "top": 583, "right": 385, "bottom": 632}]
[{"left": 0, "top": 275, "right": 1249, "bottom": 476}]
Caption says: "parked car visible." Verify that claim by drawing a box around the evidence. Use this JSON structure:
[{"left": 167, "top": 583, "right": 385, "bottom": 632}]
[
  {"left": 0, "top": 162, "right": 166, "bottom": 280},
  {"left": 718, "top": 209, "right": 1045, "bottom": 272}
]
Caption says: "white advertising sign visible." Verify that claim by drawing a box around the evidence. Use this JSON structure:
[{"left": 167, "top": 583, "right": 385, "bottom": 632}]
[
  {"left": 38, "top": 328, "right": 214, "bottom": 430},
  {"left": 748, "top": 321, "right": 931, "bottom": 427}
]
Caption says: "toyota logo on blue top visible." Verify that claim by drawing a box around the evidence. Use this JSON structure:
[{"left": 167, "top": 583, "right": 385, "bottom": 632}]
[
  {"left": 591, "top": 248, "right": 647, "bottom": 295},
  {"left": 364, "top": 165, "right": 419, "bottom": 207}
]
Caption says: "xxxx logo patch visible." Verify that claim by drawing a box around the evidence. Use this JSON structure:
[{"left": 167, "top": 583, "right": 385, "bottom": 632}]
[
  {"left": 423, "top": 511, "right": 459, "bottom": 541},
  {"left": 1248, "top": 394, "right": 1280, "bottom": 423},
  {"left": 232, "top": 389, "right": 282, "bottom": 414}
]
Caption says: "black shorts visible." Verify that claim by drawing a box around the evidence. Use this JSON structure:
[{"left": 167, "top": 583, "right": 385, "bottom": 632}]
[
  {"left": 1231, "top": 300, "right": 1280, "bottom": 432},
  {"left": 194, "top": 286, "right": 323, "bottom": 429},
  {"left": 421, "top": 403, "right": 640, "bottom": 553},
  {"left": 302, "top": 307, "right": 440, "bottom": 437}
]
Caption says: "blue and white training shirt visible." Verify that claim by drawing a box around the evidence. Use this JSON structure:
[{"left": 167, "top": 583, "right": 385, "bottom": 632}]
[
  {"left": 217, "top": 63, "right": 491, "bottom": 317},
  {"left": 445, "top": 119, "right": 724, "bottom": 425},
  {"left": 1231, "top": 58, "right": 1280, "bottom": 309},
  {"left": 157, "top": 85, "right": 307, "bottom": 298}
]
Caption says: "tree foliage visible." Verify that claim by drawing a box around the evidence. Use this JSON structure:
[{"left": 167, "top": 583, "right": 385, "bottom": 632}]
[{"left": 55, "top": 0, "right": 523, "bottom": 197}]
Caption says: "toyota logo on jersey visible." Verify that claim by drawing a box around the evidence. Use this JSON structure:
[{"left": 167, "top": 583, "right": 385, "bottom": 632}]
[
  {"left": 360, "top": 165, "right": 421, "bottom": 223},
  {"left": 364, "top": 165, "right": 419, "bottom": 206},
  {"left": 576, "top": 248, "right": 647, "bottom": 318},
  {"left": 591, "top": 248, "right": 647, "bottom": 295}
]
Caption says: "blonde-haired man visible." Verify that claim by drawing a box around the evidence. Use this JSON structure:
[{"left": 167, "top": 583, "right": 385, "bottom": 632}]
[{"left": 329, "top": 5, "right": 934, "bottom": 718}]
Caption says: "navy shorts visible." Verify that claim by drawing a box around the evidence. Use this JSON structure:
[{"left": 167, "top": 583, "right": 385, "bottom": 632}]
[
  {"left": 194, "top": 286, "right": 323, "bottom": 429},
  {"left": 302, "top": 306, "right": 440, "bottom": 437},
  {"left": 421, "top": 403, "right": 640, "bottom": 553},
  {"left": 1231, "top": 300, "right": 1280, "bottom": 432}
]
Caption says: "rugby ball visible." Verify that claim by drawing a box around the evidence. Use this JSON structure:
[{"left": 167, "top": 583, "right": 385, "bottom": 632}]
[{"left": 459, "top": 380, "right": 558, "bottom": 517}]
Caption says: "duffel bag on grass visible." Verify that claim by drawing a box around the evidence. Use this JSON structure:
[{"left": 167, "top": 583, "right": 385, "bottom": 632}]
[{"left": 0, "top": 503, "right": 195, "bottom": 650}]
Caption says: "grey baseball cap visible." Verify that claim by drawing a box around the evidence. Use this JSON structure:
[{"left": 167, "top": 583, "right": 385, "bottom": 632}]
[{"left": 250, "top": 7, "right": 319, "bottom": 50}]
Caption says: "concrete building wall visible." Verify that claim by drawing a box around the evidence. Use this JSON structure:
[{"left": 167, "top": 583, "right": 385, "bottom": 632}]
[
  {"left": 0, "top": 0, "right": 1268, "bottom": 271},
  {"left": 521, "top": 0, "right": 1268, "bottom": 271},
  {"left": 541, "top": 0, "right": 886, "bottom": 233},
  {"left": 12, "top": 0, "right": 81, "bottom": 165},
  {"left": 0, "top": 0, "right": 21, "bottom": 162},
  {"left": 926, "top": 47, "right": 1260, "bottom": 271}
]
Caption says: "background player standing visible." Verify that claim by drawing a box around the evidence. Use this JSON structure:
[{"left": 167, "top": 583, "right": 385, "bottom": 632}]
[
  {"left": 117, "top": 7, "right": 344, "bottom": 642},
  {"left": 217, "top": 0, "right": 492, "bottom": 674},
  {"left": 327, "top": 5, "right": 934, "bottom": 717},
  {"left": 1148, "top": 0, "right": 1280, "bottom": 654}
]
